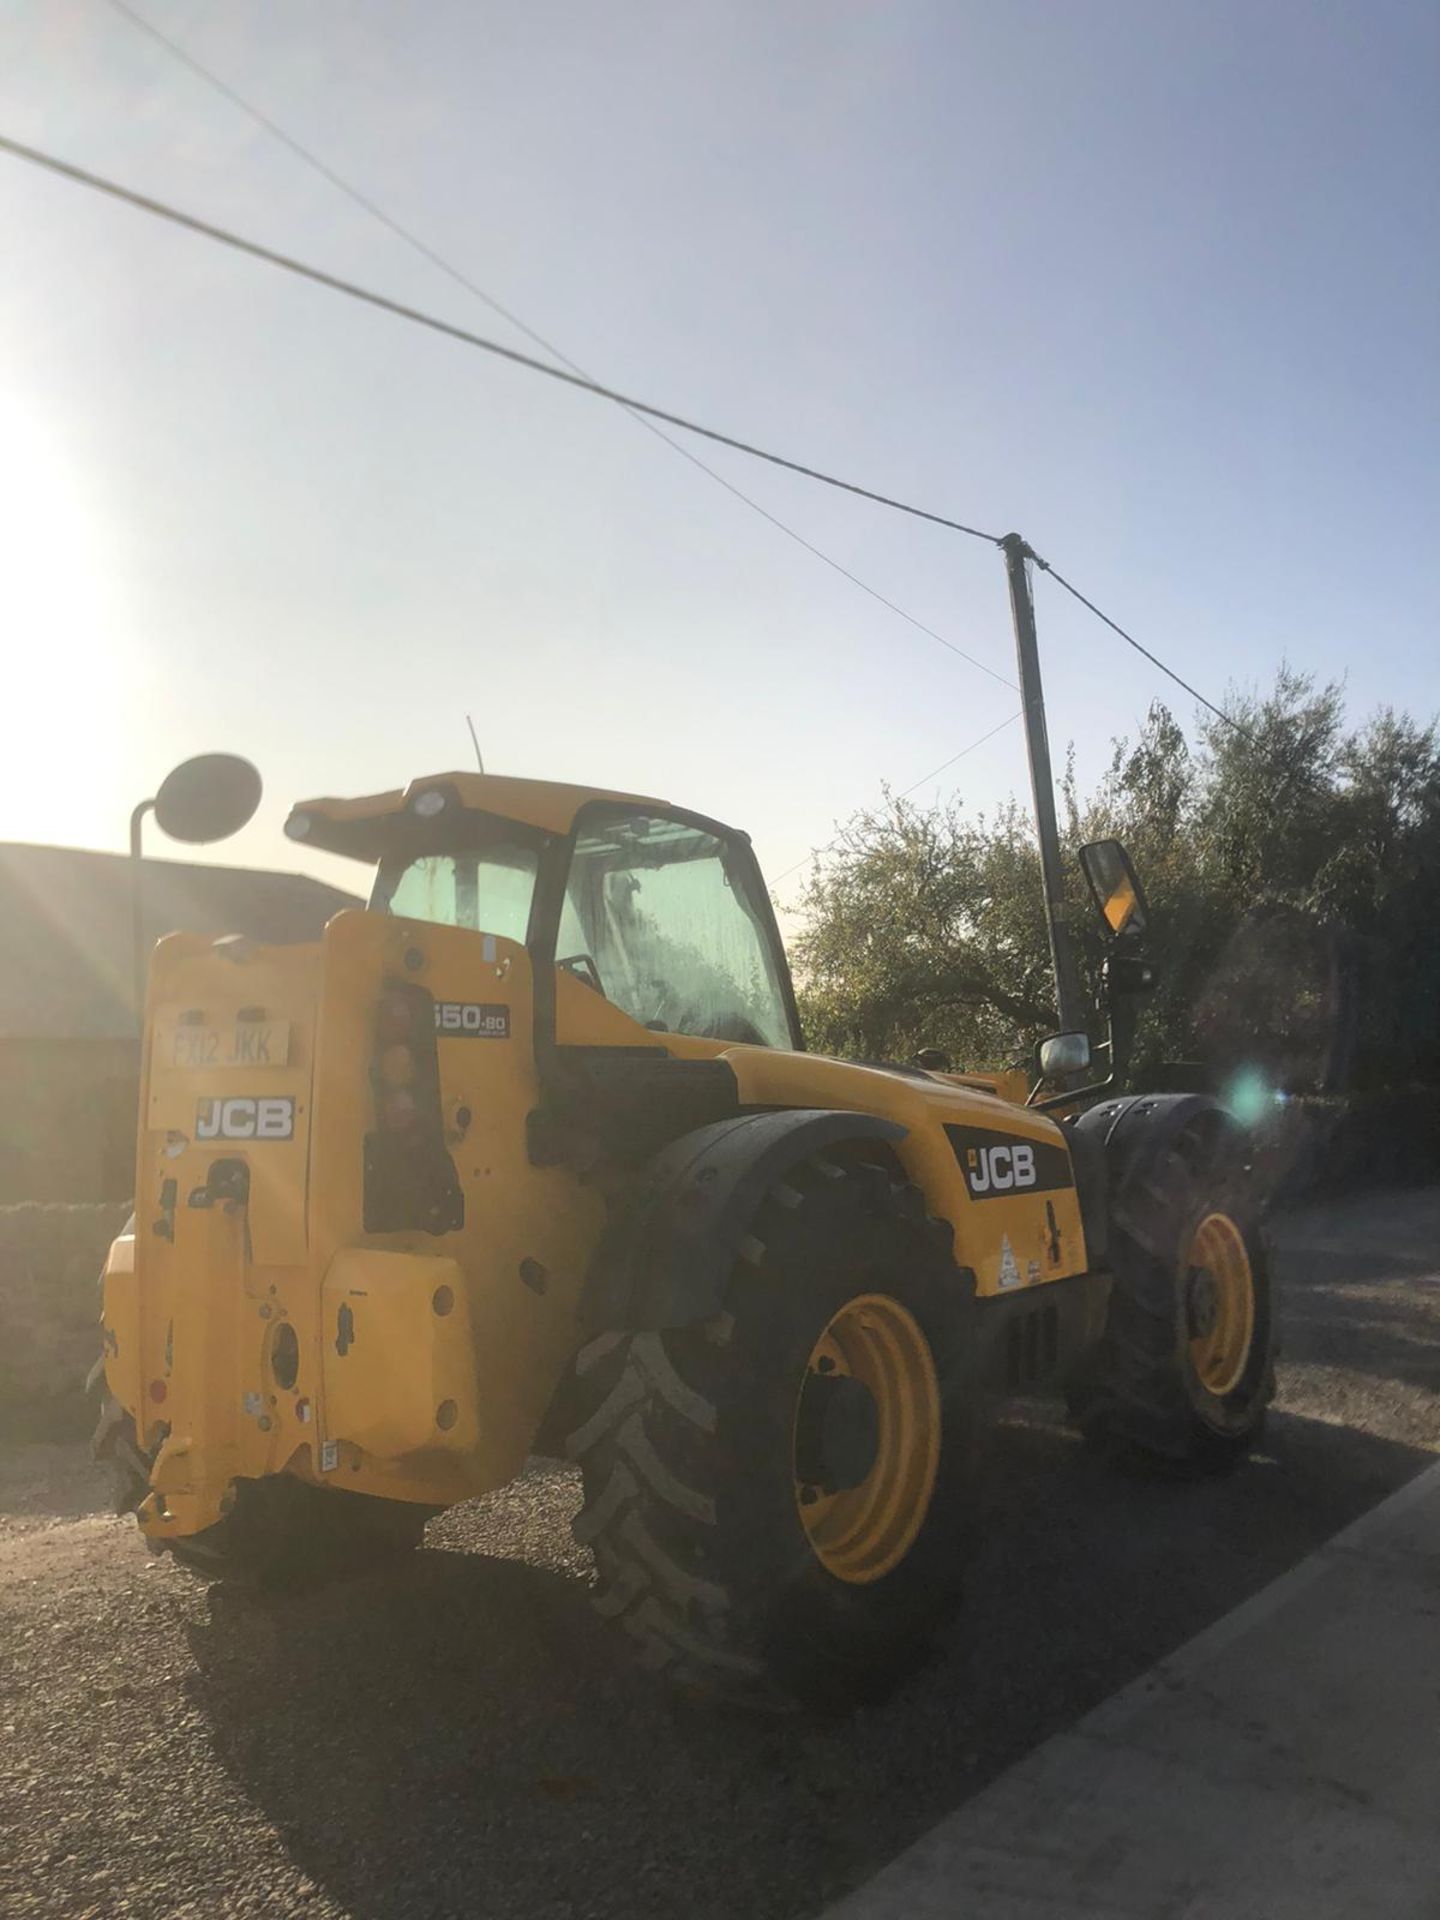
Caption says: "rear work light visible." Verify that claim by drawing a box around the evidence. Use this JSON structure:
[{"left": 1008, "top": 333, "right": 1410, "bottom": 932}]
[
  {"left": 363, "top": 979, "right": 464, "bottom": 1234},
  {"left": 378, "top": 1043, "right": 418, "bottom": 1092},
  {"left": 379, "top": 1087, "right": 420, "bottom": 1130},
  {"left": 375, "top": 990, "right": 416, "bottom": 1045}
]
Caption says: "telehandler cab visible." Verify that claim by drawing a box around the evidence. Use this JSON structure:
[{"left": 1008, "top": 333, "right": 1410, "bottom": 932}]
[{"left": 96, "top": 772, "right": 1274, "bottom": 1706}]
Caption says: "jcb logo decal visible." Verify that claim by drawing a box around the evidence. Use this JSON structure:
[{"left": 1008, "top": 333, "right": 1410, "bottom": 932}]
[
  {"left": 967, "top": 1142, "right": 1036, "bottom": 1193},
  {"left": 945, "top": 1125, "right": 1073, "bottom": 1202},
  {"left": 195, "top": 1096, "right": 295, "bottom": 1141}
]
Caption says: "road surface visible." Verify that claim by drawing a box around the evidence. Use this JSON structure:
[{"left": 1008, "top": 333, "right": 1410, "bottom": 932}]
[{"left": 3, "top": 1187, "right": 1437, "bottom": 1920}]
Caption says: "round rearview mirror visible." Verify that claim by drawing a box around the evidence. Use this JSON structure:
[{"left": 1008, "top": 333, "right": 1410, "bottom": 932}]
[{"left": 153, "top": 754, "right": 262, "bottom": 845}]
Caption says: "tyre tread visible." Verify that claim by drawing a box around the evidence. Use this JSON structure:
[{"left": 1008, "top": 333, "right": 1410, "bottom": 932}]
[{"left": 567, "top": 1153, "right": 978, "bottom": 1709}]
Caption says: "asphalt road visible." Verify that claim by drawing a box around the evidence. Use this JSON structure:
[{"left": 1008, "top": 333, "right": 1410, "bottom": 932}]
[{"left": 3, "top": 1186, "right": 1438, "bottom": 1920}]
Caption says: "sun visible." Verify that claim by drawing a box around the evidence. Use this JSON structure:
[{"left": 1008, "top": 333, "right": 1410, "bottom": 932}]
[{"left": 0, "top": 388, "right": 131, "bottom": 849}]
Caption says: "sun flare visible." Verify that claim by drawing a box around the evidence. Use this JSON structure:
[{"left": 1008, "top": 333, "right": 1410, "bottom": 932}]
[{"left": 0, "top": 389, "right": 130, "bottom": 847}]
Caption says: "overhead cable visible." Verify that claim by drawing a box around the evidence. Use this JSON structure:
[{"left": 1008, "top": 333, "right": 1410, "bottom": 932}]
[
  {"left": 0, "top": 126, "right": 1245, "bottom": 728},
  {"left": 1033, "top": 556, "right": 1248, "bottom": 736},
  {"left": 770, "top": 711, "right": 1023, "bottom": 887},
  {"left": 102, "top": 0, "right": 1011, "bottom": 688},
  {"left": 0, "top": 132, "right": 1004, "bottom": 554}
]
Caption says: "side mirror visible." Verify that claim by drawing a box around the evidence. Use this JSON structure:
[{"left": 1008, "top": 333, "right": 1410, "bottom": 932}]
[
  {"left": 1039, "top": 1031, "right": 1091, "bottom": 1079},
  {"left": 153, "top": 754, "right": 263, "bottom": 845},
  {"left": 1079, "top": 839, "right": 1149, "bottom": 941}
]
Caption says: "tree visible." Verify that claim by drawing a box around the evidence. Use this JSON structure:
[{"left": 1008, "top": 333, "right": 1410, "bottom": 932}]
[
  {"left": 790, "top": 668, "right": 1440, "bottom": 1092},
  {"left": 791, "top": 793, "right": 1055, "bottom": 1067}
]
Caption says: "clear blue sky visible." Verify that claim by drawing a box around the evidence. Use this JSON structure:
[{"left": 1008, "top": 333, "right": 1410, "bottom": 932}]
[{"left": 2, "top": 0, "right": 1436, "bottom": 907}]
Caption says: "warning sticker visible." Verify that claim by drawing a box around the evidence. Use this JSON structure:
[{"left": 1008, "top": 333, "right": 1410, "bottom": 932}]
[{"left": 997, "top": 1235, "right": 1022, "bottom": 1290}]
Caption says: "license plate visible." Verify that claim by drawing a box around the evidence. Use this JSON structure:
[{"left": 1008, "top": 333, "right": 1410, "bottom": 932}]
[{"left": 157, "top": 1020, "right": 291, "bottom": 1071}]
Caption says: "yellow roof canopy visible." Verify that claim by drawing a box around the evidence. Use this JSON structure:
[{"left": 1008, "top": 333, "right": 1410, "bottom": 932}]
[{"left": 284, "top": 772, "right": 670, "bottom": 861}]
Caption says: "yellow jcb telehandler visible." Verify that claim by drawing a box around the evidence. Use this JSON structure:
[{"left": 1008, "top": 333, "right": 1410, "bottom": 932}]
[{"left": 95, "top": 772, "right": 1274, "bottom": 1707}]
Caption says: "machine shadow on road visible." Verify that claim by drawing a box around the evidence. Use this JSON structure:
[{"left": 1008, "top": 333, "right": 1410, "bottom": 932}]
[{"left": 180, "top": 1397, "right": 1434, "bottom": 1920}]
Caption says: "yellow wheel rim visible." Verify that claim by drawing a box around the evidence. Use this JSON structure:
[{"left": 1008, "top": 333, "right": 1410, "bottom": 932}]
[
  {"left": 793, "top": 1293, "right": 942, "bottom": 1585},
  {"left": 1185, "top": 1212, "right": 1255, "bottom": 1397}
]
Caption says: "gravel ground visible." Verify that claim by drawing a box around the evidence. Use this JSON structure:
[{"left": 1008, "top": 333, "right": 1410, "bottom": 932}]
[{"left": 3, "top": 1186, "right": 1438, "bottom": 1920}]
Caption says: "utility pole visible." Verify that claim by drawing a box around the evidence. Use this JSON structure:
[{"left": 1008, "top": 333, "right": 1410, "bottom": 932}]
[{"left": 1001, "top": 532, "right": 1084, "bottom": 1035}]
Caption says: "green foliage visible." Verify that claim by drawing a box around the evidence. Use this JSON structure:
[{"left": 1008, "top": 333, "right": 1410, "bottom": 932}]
[
  {"left": 792, "top": 793, "right": 1055, "bottom": 1067},
  {"left": 789, "top": 668, "right": 1440, "bottom": 1090}
]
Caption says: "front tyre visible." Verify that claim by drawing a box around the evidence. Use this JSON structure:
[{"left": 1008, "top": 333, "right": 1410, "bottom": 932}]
[
  {"left": 1068, "top": 1108, "right": 1275, "bottom": 1472},
  {"left": 567, "top": 1154, "right": 979, "bottom": 1710}
]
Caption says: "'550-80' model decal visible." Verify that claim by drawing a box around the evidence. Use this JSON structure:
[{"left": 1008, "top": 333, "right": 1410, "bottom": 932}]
[{"left": 434, "top": 1001, "right": 510, "bottom": 1039}]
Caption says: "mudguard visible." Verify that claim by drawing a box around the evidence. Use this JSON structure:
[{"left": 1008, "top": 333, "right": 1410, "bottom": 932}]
[
  {"left": 1073, "top": 1091, "right": 1243, "bottom": 1202},
  {"left": 578, "top": 1108, "right": 908, "bottom": 1334}
]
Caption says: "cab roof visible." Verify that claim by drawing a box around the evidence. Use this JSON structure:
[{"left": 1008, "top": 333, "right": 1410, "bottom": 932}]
[{"left": 284, "top": 772, "right": 671, "bottom": 862}]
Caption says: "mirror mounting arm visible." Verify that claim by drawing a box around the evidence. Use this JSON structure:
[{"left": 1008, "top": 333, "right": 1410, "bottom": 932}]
[
  {"left": 129, "top": 798, "right": 156, "bottom": 1033},
  {"left": 1031, "top": 1065, "right": 1118, "bottom": 1113},
  {"left": 1032, "top": 932, "right": 1155, "bottom": 1111},
  {"left": 129, "top": 753, "right": 262, "bottom": 1037},
  {"left": 1029, "top": 1017, "right": 1119, "bottom": 1112}
]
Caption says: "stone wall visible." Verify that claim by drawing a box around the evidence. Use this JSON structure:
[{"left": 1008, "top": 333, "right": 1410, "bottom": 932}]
[
  {"left": 0, "top": 1038, "right": 139, "bottom": 1204},
  {"left": 0, "top": 1202, "right": 132, "bottom": 1439}
]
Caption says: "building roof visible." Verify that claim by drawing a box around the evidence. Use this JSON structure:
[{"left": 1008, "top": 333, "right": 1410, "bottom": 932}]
[{"left": 0, "top": 843, "right": 361, "bottom": 1041}]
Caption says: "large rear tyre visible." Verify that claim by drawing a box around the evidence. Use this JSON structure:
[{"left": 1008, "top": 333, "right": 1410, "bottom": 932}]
[
  {"left": 1067, "top": 1108, "right": 1275, "bottom": 1472},
  {"left": 567, "top": 1153, "right": 979, "bottom": 1711}
]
